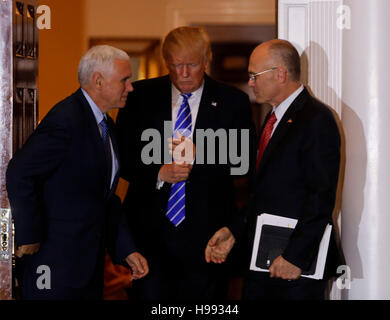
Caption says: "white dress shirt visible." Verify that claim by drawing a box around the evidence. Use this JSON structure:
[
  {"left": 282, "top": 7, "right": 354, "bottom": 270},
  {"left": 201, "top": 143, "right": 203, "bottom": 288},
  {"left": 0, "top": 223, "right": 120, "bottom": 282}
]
[{"left": 271, "top": 85, "right": 304, "bottom": 136}]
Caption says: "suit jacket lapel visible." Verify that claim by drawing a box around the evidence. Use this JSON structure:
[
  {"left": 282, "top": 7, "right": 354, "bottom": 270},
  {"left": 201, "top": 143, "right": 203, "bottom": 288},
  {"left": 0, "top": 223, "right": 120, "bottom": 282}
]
[
  {"left": 75, "top": 88, "right": 112, "bottom": 196},
  {"left": 193, "top": 75, "right": 219, "bottom": 144},
  {"left": 155, "top": 76, "right": 172, "bottom": 135},
  {"left": 256, "top": 87, "right": 309, "bottom": 177}
]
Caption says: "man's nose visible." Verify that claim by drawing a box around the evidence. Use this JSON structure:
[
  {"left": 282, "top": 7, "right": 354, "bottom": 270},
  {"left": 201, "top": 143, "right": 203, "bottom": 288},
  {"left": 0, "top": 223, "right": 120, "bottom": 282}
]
[
  {"left": 127, "top": 81, "right": 134, "bottom": 92},
  {"left": 181, "top": 65, "right": 189, "bottom": 77}
]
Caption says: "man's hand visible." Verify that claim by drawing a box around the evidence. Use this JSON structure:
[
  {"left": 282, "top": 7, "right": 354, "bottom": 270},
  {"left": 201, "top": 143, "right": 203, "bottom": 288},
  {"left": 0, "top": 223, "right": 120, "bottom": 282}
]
[
  {"left": 158, "top": 163, "right": 192, "bottom": 184},
  {"left": 15, "top": 243, "right": 40, "bottom": 258},
  {"left": 169, "top": 133, "right": 196, "bottom": 164},
  {"left": 269, "top": 255, "right": 301, "bottom": 280},
  {"left": 205, "top": 227, "right": 235, "bottom": 264},
  {"left": 125, "top": 252, "right": 149, "bottom": 280}
]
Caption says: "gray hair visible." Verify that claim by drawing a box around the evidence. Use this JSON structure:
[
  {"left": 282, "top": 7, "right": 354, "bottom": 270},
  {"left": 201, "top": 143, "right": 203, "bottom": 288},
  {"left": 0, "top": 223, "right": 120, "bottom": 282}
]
[
  {"left": 78, "top": 45, "right": 129, "bottom": 86},
  {"left": 268, "top": 40, "right": 301, "bottom": 82}
]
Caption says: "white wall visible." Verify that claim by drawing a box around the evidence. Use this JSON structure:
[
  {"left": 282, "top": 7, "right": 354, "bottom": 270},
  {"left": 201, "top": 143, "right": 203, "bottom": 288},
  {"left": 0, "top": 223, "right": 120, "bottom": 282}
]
[
  {"left": 278, "top": 0, "right": 344, "bottom": 300},
  {"left": 341, "top": 0, "right": 390, "bottom": 300}
]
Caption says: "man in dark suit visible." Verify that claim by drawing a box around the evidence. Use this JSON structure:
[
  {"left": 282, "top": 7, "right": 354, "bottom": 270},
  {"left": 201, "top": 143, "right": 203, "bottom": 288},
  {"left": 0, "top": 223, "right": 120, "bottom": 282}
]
[
  {"left": 6, "top": 45, "right": 149, "bottom": 300},
  {"left": 206, "top": 39, "right": 343, "bottom": 300},
  {"left": 116, "top": 26, "right": 253, "bottom": 300}
]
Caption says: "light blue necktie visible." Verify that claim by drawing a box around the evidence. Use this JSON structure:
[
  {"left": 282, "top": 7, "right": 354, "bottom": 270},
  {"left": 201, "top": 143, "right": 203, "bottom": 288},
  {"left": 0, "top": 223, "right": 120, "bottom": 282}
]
[{"left": 166, "top": 93, "right": 192, "bottom": 226}]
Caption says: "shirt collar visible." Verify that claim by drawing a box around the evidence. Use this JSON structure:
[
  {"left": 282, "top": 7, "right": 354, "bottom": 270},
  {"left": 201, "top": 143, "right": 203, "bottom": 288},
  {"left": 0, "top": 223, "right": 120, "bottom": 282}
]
[
  {"left": 171, "top": 81, "right": 205, "bottom": 104},
  {"left": 81, "top": 88, "right": 105, "bottom": 124},
  {"left": 272, "top": 85, "right": 304, "bottom": 120}
]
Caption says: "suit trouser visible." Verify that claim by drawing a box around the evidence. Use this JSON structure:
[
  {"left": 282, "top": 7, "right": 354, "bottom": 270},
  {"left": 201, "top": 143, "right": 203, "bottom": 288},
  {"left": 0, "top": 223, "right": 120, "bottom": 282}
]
[
  {"left": 132, "top": 218, "right": 229, "bottom": 301},
  {"left": 242, "top": 272, "right": 328, "bottom": 300},
  {"left": 16, "top": 250, "right": 105, "bottom": 300},
  {"left": 132, "top": 261, "right": 227, "bottom": 301}
]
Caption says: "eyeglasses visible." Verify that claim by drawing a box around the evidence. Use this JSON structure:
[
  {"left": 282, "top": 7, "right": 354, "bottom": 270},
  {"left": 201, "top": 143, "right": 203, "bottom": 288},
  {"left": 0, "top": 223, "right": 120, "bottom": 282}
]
[{"left": 248, "top": 67, "right": 277, "bottom": 81}]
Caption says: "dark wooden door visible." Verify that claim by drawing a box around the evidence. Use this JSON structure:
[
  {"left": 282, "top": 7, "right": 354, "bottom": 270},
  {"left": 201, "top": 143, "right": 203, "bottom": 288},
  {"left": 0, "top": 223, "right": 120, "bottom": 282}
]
[{"left": 0, "top": 0, "right": 38, "bottom": 300}]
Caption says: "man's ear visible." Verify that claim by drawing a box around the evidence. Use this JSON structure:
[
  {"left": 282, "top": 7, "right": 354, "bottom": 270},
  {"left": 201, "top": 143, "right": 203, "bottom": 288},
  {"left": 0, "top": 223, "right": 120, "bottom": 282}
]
[
  {"left": 277, "top": 67, "right": 288, "bottom": 83},
  {"left": 204, "top": 57, "right": 211, "bottom": 70},
  {"left": 92, "top": 72, "right": 104, "bottom": 89}
]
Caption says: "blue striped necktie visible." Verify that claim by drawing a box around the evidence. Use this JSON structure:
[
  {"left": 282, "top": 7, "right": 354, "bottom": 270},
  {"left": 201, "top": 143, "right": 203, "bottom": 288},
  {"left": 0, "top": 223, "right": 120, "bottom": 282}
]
[{"left": 166, "top": 93, "right": 192, "bottom": 227}]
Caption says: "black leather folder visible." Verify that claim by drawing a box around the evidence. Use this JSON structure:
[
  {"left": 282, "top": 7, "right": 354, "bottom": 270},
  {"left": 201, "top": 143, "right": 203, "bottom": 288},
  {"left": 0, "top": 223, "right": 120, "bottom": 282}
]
[{"left": 255, "top": 224, "right": 317, "bottom": 275}]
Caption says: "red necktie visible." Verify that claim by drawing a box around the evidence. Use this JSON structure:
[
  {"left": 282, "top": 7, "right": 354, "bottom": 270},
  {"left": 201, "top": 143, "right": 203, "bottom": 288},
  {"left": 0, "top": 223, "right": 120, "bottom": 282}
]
[{"left": 256, "top": 112, "right": 277, "bottom": 171}]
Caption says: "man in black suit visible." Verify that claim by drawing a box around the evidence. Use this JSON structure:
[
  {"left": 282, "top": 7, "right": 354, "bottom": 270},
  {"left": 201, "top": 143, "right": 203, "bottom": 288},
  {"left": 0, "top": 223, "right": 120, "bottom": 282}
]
[
  {"left": 116, "top": 26, "right": 253, "bottom": 300},
  {"left": 6, "top": 45, "right": 149, "bottom": 300},
  {"left": 206, "top": 39, "right": 343, "bottom": 300}
]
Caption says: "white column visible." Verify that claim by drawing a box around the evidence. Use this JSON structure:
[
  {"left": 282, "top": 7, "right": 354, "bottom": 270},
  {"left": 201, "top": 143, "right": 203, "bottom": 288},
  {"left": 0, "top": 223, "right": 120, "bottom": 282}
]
[
  {"left": 278, "top": 0, "right": 343, "bottom": 114},
  {"left": 341, "top": 0, "right": 390, "bottom": 299},
  {"left": 278, "top": 0, "right": 343, "bottom": 299}
]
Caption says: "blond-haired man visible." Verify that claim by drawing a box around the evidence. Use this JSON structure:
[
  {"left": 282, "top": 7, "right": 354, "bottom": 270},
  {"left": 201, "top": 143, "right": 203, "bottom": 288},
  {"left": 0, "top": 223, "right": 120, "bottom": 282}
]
[{"left": 116, "top": 27, "right": 253, "bottom": 300}]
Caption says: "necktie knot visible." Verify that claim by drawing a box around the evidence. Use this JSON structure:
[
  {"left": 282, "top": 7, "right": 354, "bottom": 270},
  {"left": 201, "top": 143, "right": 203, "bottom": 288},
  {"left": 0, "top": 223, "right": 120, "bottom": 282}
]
[
  {"left": 181, "top": 93, "right": 192, "bottom": 101},
  {"left": 268, "top": 112, "right": 277, "bottom": 126}
]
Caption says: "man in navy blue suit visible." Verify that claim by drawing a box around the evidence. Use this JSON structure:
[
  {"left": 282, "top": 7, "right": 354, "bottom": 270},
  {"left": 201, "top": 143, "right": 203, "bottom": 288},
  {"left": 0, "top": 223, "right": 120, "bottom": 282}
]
[
  {"left": 206, "top": 39, "right": 343, "bottom": 300},
  {"left": 6, "top": 45, "right": 149, "bottom": 300},
  {"left": 116, "top": 26, "right": 253, "bottom": 300}
]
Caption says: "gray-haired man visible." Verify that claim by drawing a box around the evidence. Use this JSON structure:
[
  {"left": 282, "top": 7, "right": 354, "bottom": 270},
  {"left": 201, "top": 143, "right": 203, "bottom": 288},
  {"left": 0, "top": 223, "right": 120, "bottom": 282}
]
[{"left": 6, "top": 45, "right": 149, "bottom": 300}]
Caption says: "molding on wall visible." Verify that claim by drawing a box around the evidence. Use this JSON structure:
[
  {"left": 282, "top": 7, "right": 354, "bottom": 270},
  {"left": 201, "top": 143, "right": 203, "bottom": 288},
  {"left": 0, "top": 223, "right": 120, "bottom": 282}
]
[{"left": 278, "top": 0, "right": 342, "bottom": 116}]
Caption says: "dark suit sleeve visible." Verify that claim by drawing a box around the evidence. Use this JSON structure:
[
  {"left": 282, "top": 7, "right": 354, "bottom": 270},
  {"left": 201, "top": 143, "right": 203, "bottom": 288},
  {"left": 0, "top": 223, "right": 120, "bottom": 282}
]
[
  {"left": 106, "top": 193, "right": 137, "bottom": 264},
  {"left": 228, "top": 95, "right": 256, "bottom": 241},
  {"left": 230, "top": 91, "right": 256, "bottom": 176},
  {"left": 116, "top": 88, "right": 161, "bottom": 184},
  {"left": 116, "top": 97, "right": 135, "bottom": 182},
  {"left": 6, "top": 110, "right": 71, "bottom": 246},
  {"left": 282, "top": 111, "right": 341, "bottom": 271}
]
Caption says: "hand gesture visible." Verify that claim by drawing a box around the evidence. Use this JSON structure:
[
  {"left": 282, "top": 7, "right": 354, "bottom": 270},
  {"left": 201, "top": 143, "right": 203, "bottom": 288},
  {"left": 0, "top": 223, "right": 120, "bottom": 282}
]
[
  {"left": 168, "top": 132, "right": 196, "bottom": 164},
  {"left": 125, "top": 252, "right": 149, "bottom": 280},
  {"left": 158, "top": 162, "right": 193, "bottom": 184},
  {"left": 15, "top": 243, "right": 40, "bottom": 258},
  {"left": 205, "top": 227, "right": 235, "bottom": 264}
]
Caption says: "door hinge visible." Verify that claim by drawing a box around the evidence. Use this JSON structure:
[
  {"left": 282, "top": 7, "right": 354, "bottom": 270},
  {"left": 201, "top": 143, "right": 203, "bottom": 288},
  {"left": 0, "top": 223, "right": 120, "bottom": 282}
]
[{"left": 0, "top": 208, "right": 11, "bottom": 261}]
